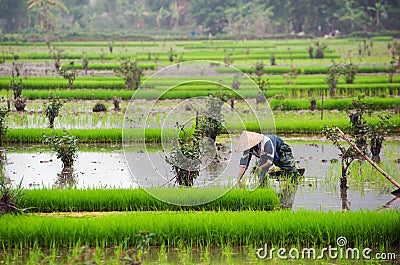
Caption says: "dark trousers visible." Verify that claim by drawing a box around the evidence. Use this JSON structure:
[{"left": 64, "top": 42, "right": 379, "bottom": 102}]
[{"left": 259, "top": 140, "right": 299, "bottom": 184}]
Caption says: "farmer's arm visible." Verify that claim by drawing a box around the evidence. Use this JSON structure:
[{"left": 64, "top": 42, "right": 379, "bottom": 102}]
[
  {"left": 238, "top": 150, "right": 252, "bottom": 185},
  {"left": 237, "top": 166, "right": 246, "bottom": 182},
  {"left": 258, "top": 159, "right": 273, "bottom": 171}
]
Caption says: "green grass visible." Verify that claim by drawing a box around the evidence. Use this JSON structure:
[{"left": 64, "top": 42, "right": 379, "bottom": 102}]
[
  {"left": 2, "top": 51, "right": 340, "bottom": 62},
  {"left": 269, "top": 98, "right": 400, "bottom": 111},
  {"left": 0, "top": 210, "right": 398, "bottom": 248},
  {"left": 5, "top": 114, "right": 400, "bottom": 143},
  {"left": 20, "top": 188, "right": 280, "bottom": 212},
  {"left": 1, "top": 75, "right": 398, "bottom": 100},
  {"left": 62, "top": 63, "right": 158, "bottom": 71},
  {"left": 5, "top": 86, "right": 398, "bottom": 100},
  {"left": 6, "top": 128, "right": 122, "bottom": 143},
  {"left": 16, "top": 89, "right": 243, "bottom": 100},
  {"left": 0, "top": 41, "right": 159, "bottom": 47},
  {"left": 217, "top": 65, "right": 395, "bottom": 74},
  {"left": 5, "top": 128, "right": 187, "bottom": 143}
]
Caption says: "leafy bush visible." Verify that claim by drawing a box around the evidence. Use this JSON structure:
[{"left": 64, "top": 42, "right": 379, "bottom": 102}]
[
  {"left": 43, "top": 132, "right": 78, "bottom": 168},
  {"left": 0, "top": 174, "right": 24, "bottom": 215},
  {"left": 197, "top": 91, "right": 229, "bottom": 142},
  {"left": 166, "top": 124, "right": 201, "bottom": 187},
  {"left": 43, "top": 94, "right": 64, "bottom": 128},
  {"left": 114, "top": 58, "right": 143, "bottom": 90},
  {"left": 343, "top": 62, "right": 359, "bottom": 84},
  {"left": 93, "top": 102, "right": 107, "bottom": 112},
  {"left": 13, "top": 97, "right": 26, "bottom": 111},
  {"left": 112, "top": 96, "right": 121, "bottom": 111},
  {"left": 57, "top": 61, "right": 78, "bottom": 89},
  {"left": 0, "top": 108, "right": 9, "bottom": 147}
]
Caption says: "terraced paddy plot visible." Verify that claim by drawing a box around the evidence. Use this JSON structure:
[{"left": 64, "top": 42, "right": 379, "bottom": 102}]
[{"left": 6, "top": 141, "right": 400, "bottom": 210}]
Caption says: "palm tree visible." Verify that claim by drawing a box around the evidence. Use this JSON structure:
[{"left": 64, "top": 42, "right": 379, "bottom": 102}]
[
  {"left": 250, "top": 4, "right": 274, "bottom": 36},
  {"left": 339, "top": 0, "right": 366, "bottom": 32},
  {"left": 27, "top": 0, "right": 69, "bottom": 32},
  {"left": 156, "top": 7, "right": 170, "bottom": 29},
  {"left": 367, "top": 1, "right": 386, "bottom": 31},
  {"left": 124, "top": 4, "right": 151, "bottom": 29},
  {"left": 169, "top": 1, "right": 189, "bottom": 30}
]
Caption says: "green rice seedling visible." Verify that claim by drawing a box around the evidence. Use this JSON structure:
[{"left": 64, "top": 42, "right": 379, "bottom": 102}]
[
  {"left": 0, "top": 211, "right": 399, "bottom": 249},
  {"left": 63, "top": 63, "right": 157, "bottom": 71},
  {"left": 6, "top": 128, "right": 122, "bottom": 143},
  {"left": 157, "top": 244, "right": 168, "bottom": 264},
  {"left": 217, "top": 65, "right": 395, "bottom": 75},
  {"left": 269, "top": 98, "right": 400, "bottom": 111},
  {"left": 19, "top": 188, "right": 280, "bottom": 212}
]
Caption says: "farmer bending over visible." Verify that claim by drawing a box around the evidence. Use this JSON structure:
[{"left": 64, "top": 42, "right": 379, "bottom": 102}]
[{"left": 236, "top": 131, "right": 299, "bottom": 187}]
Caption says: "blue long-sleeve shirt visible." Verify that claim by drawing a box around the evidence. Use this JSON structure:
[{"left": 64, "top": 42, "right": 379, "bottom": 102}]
[{"left": 239, "top": 135, "right": 281, "bottom": 169}]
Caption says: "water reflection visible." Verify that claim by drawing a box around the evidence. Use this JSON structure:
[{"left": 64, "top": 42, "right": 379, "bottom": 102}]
[
  {"left": 278, "top": 179, "right": 299, "bottom": 209},
  {"left": 55, "top": 166, "right": 77, "bottom": 188},
  {"left": 382, "top": 196, "right": 400, "bottom": 209},
  {"left": 4, "top": 141, "right": 400, "bottom": 211},
  {"left": 340, "top": 186, "right": 350, "bottom": 211}
]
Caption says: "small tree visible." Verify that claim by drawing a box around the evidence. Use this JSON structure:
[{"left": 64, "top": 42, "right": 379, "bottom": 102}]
[
  {"left": 368, "top": 114, "right": 392, "bottom": 162},
  {"left": 43, "top": 132, "right": 78, "bottom": 168},
  {"left": 43, "top": 94, "right": 64, "bottom": 128},
  {"left": 108, "top": 41, "right": 114, "bottom": 53},
  {"left": 114, "top": 58, "right": 144, "bottom": 90},
  {"left": 324, "top": 100, "right": 393, "bottom": 184},
  {"left": 314, "top": 42, "right": 327, "bottom": 59},
  {"left": 0, "top": 108, "right": 9, "bottom": 147},
  {"left": 387, "top": 59, "right": 396, "bottom": 83},
  {"left": 326, "top": 62, "right": 341, "bottom": 97},
  {"left": 9, "top": 73, "right": 26, "bottom": 112},
  {"left": 307, "top": 45, "right": 314, "bottom": 59},
  {"left": 232, "top": 75, "right": 240, "bottom": 90},
  {"left": 168, "top": 47, "right": 175, "bottom": 62},
  {"left": 10, "top": 75, "right": 22, "bottom": 100},
  {"left": 166, "top": 123, "right": 201, "bottom": 186},
  {"left": 50, "top": 47, "right": 65, "bottom": 71},
  {"left": 270, "top": 54, "right": 276, "bottom": 66},
  {"left": 113, "top": 96, "right": 121, "bottom": 111},
  {"left": 343, "top": 62, "right": 359, "bottom": 84},
  {"left": 252, "top": 76, "right": 270, "bottom": 105},
  {"left": 223, "top": 53, "right": 234, "bottom": 66},
  {"left": 346, "top": 100, "right": 370, "bottom": 150},
  {"left": 82, "top": 53, "right": 89, "bottom": 75},
  {"left": 58, "top": 61, "right": 78, "bottom": 89},
  {"left": 100, "top": 48, "right": 105, "bottom": 63},
  {"left": 323, "top": 126, "right": 359, "bottom": 188},
  {"left": 389, "top": 41, "right": 400, "bottom": 70},
  {"left": 254, "top": 61, "right": 264, "bottom": 77},
  {"left": 12, "top": 61, "right": 23, "bottom": 77},
  {"left": 197, "top": 90, "right": 229, "bottom": 142}
]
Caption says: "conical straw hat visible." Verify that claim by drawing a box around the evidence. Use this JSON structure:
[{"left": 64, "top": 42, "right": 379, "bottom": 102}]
[{"left": 234, "top": 131, "right": 264, "bottom": 152}]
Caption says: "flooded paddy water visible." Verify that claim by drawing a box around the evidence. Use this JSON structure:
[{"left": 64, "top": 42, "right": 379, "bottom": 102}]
[{"left": 4, "top": 139, "right": 400, "bottom": 211}]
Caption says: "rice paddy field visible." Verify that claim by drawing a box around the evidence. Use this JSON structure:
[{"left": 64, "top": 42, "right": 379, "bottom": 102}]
[{"left": 0, "top": 37, "right": 399, "bottom": 264}]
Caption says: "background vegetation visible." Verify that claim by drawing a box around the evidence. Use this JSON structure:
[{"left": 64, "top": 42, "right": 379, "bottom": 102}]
[{"left": 0, "top": 0, "right": 399, "bottom": 40}]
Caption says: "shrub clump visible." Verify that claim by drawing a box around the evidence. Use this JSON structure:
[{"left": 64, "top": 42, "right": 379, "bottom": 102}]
[{"left": 93, "top": 102, "right": 107, "bottom": 112}]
